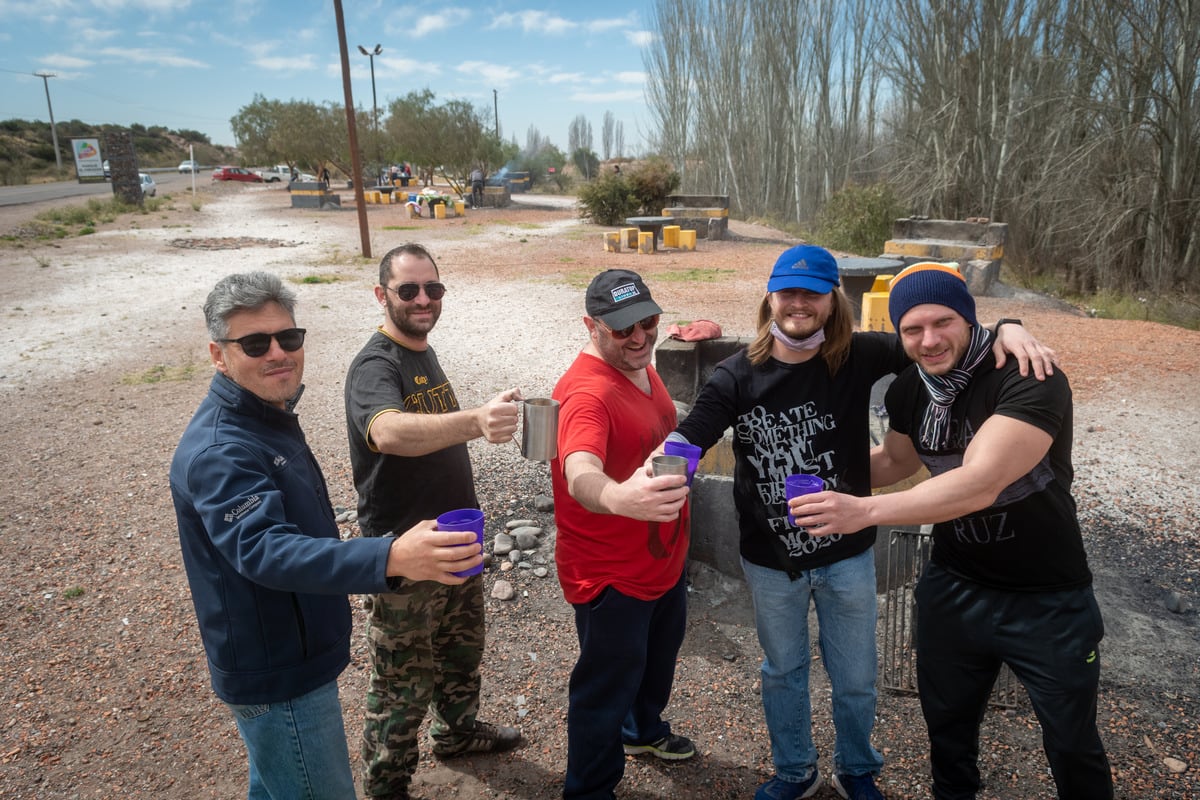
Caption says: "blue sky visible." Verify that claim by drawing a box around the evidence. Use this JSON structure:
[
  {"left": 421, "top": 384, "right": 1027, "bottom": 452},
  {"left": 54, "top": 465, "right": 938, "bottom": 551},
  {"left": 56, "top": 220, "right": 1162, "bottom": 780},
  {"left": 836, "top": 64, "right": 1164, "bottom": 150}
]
[{"left": 0, "top": 1, "right": 657, "bottom": 156}]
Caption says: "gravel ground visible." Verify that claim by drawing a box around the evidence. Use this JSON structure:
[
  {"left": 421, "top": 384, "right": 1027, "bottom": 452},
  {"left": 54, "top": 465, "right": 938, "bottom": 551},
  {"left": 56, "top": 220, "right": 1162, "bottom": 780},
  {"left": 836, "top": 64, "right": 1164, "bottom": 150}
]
[{"left": 0, "top": 184, "right": 1197, "bottom": 799}]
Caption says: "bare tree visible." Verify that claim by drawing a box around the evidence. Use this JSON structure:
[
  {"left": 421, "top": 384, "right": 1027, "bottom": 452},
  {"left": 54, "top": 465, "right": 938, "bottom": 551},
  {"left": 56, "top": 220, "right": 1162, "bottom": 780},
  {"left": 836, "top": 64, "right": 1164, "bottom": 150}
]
[
  {"left": 601, "top": 111, "right": 615, "bottom": 161},
  {"left": 568, "top": 115, "right": 593, "bottom": 156}
]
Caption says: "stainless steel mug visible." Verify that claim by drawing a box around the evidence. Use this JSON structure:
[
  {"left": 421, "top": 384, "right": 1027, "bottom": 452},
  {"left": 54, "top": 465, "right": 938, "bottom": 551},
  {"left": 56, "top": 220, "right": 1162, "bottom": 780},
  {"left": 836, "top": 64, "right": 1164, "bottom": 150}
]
[
  {"left": 652, "top": 454, "right": 689, "bottom": 477},
  {"left": 521, "top": 398, "right": 560, "bottom": 462}
]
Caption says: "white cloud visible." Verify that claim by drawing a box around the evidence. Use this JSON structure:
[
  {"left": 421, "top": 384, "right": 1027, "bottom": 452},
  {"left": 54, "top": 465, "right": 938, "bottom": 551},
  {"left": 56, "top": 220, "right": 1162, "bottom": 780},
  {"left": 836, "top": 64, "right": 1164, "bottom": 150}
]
[
  {"left": 626, "top": 29, "right": 654, "bottom": 47},
  {"left": 253, "top": 54, "right": 317, "bottom": 71},
  {"left": 411, "top": 8, "right": 470, "bottom": 37},
  {"left": 77, "top": 28, "right": 121, "bottom": 43},
  {"left": 546, "top": 72, "right": 587, "bottom": 85},
  {"left": 43, "top": 53, "right": 94, "bottom": 69},
  {"left": 96, "top": 47, "right": 208, "bottom": 68},
  {"left": 613, "top": 71, "right": 644, "bottom": 85},
  {"left": 489, "top": 10, "right": 576, "bottom": 35},
  {"left": 570, "top": 88, "right": 644, "bottom": 104},
  {"left": 455, "top": 60, "right": 521, "bottom": 86},
  {"left": 586, "top": 14, "right": 638, "bottom": 33}
]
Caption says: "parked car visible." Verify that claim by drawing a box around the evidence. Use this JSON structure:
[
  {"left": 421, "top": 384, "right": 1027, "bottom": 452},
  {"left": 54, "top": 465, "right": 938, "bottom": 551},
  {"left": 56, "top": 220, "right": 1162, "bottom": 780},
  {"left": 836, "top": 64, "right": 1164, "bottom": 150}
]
[
  {"left": 178, "top": 160, "right": 200, "bottom": 173},
  {"left": 139, "top": 173, "right": 157, "bottom": 197},
  {"left": 211, "top": 166, "right": 264, "bottom": 183},
  {"left": 103, "top": 160, "right": 111, "bottom": 179},
  {"left": 255, "top": 165, "right": 293, "bottom": 182}
]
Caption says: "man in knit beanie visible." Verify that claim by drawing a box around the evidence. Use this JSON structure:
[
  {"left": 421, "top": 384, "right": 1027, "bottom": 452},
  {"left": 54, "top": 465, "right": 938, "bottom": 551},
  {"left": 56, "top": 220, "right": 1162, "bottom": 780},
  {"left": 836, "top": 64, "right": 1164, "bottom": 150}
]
[{"left": 790, "top": 261, "right": 1113, "bottom": 800}]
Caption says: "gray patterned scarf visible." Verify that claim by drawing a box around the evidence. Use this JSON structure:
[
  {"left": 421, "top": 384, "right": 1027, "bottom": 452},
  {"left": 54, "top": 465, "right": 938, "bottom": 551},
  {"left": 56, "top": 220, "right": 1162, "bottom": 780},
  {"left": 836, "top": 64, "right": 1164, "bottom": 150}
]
[{"left": 916, "top": 325, "right": 993, "bottom": 450}]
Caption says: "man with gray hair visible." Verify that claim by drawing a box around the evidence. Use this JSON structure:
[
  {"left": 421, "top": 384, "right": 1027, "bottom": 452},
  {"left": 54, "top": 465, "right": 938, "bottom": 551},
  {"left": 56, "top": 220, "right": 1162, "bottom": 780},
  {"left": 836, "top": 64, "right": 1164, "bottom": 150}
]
[{"left": 170, "top": 271, "right": 482, "bottom": 800}]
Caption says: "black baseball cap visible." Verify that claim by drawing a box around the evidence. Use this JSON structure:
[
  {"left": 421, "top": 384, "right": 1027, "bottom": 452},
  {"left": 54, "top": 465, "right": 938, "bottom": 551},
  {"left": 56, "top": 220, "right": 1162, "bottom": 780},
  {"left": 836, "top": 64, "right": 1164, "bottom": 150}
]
[{"left": 585, "top": 269, "right": 662, "bottom": 330}]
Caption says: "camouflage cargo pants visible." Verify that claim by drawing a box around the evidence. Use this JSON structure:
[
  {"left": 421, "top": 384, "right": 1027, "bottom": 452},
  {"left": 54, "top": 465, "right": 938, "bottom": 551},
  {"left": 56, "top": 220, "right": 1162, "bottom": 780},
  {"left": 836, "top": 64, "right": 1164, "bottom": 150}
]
[{"left": 361, "top": 575, "right": 485, "bottom": 798}]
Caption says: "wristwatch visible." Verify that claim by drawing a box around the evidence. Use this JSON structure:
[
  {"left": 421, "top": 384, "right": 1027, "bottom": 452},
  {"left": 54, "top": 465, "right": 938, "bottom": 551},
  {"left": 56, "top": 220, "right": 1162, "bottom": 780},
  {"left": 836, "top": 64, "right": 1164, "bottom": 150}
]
[{"left": 995, "top": 318, "right": 1023, "bottom": 329}]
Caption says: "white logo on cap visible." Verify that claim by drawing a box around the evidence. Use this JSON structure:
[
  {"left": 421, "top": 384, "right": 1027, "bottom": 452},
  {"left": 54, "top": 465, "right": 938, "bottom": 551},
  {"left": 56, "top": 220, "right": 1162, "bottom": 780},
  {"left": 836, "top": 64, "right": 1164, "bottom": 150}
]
[{"left": 611, "top": 282, "right": 640, "bottom": 303}]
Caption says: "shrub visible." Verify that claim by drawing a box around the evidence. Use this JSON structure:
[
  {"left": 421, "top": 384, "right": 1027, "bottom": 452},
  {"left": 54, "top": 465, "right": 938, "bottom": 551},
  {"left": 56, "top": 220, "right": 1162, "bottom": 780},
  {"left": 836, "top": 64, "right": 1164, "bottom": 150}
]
[
  {"left": 626, "top": 157, "right": 680, "bottom": 216},
  {"left": 577, "top": 172, "right": 639, "bottom": 226},
  {"left": 813, "top": 183, "right": 907, "bottom": 256}
]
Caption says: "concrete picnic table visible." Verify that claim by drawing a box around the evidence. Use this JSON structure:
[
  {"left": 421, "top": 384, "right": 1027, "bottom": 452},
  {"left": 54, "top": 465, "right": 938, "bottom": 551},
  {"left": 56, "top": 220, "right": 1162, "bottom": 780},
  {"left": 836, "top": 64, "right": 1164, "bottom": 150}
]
[
  {"left": 837, "top": 256, "right": 905, "bottom": 318},
  {"left": 624, "top": 215, "right": 676, "bottom": 252}
]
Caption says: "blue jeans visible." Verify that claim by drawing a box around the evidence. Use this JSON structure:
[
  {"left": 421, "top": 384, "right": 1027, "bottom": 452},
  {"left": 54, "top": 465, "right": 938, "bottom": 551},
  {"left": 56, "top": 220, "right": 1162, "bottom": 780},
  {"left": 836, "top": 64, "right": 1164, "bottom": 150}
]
[
  {"left": 226, "top": 679, "right": 356, "bottom": 800},
  {"left": 563, "top": 574, "right": 688, "bottom": 800},
  {"left": 742, "top": 550, "right": 883, "bottom": 782}
]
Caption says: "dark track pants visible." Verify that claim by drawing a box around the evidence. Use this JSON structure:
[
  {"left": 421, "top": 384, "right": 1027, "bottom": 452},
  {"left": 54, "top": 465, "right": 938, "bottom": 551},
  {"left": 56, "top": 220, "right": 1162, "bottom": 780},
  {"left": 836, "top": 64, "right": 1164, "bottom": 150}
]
[
  {"left": 915, "top": 563, "right": 1113, "bottom": 800},
  {"left": 563, "top": 574, "right": 688, "bottom": 800}
]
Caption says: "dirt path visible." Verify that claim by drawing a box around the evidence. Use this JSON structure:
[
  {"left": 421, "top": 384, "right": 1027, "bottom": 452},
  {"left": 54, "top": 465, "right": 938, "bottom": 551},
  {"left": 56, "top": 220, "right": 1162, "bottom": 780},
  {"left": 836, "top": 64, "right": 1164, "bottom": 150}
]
[{"left": 0, "top": 184, "right": 1196, "bottom": 799}]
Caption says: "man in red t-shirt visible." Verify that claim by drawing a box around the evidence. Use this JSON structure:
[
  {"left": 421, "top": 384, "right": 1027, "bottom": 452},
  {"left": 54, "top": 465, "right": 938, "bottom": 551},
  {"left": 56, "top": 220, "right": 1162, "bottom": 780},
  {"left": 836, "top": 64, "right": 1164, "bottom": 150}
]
[{"left": 552, "top": 269, "right": 694, "bottom": 800}]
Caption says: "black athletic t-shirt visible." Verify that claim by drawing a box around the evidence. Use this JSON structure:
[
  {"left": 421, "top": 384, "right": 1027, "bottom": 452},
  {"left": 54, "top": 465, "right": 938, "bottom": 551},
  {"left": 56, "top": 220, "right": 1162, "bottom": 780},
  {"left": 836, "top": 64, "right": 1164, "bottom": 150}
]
[
  {"left": 676, "top": 332, "right": 908, "bottom": 573},
  {"left": 345, "top": 330, "right": 477, "bottom": 537},
  {"left": 885, "top": 352, "right": 1092, "bottom": 591}
]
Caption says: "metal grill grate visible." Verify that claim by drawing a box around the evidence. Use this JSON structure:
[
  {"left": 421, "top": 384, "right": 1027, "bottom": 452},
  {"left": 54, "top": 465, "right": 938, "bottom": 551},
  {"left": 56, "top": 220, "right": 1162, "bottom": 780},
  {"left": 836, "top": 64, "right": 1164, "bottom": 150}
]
[{"left": 879, "top": 528, "right": 1020, "bottom": 709}]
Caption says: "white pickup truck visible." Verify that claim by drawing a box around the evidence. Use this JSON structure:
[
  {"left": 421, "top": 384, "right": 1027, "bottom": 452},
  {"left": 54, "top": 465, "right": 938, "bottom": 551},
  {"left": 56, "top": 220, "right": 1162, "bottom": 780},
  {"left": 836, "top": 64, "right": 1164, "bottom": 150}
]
[{"left": 255, "top": 164, "right": 294, "bottom": 183}]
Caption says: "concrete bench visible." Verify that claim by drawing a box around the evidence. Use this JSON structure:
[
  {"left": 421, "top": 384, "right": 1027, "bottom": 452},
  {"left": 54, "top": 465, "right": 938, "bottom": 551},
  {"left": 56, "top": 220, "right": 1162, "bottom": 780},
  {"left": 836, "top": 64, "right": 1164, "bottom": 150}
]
[
  {"left": 662, "top": 194, "right": 730, "bottom": 240},
  {"left": 289, "top": 181, "right": 341, "bottom": 209},
  {"left": 883, "top": 218, "right": 1008, "bottom": 295}
]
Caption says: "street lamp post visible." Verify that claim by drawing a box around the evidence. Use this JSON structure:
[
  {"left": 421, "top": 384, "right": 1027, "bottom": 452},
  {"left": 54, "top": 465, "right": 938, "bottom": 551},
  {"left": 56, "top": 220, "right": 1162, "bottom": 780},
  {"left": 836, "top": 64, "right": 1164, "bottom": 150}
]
[
  {"left": 34, "top": 71, "right": 62, "bottom": 173},
  {"left": 357, "top": 44, "right": 382, "bottom": 175}
]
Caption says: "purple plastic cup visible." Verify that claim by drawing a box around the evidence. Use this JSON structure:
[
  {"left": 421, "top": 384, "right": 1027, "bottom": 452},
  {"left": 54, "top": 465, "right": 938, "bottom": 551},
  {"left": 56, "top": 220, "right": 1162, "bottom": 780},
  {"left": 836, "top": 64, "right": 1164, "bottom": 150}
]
[
  {"left": 664, "top": 441, "right": 702, "bottom": 486},
  {"left": 436, "top": 508, "right": 485, "bottom": 577},
  {"left": 785, "top": 474, "right": 825, "bottom": 526}
]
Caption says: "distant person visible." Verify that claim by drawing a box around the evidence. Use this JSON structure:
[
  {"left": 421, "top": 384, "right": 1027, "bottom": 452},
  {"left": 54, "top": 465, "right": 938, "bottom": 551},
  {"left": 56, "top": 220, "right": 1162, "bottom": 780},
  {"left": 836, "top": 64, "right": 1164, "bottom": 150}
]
[
  {"left": 321, "top": 166, "right": 331, "bottom": 185},
  {"left": 169, "top": 270, "right": 482, "bottom": 800},
  {"left": 791, "top": 262, "right": 1113, "bottom": 800},
  {"left": 345, "top": 243, "right": 523, "bottom": 799},
  {"left": 551, "top": 269, "right": 696, "bottom": 800},
  {"left": 613, "top": 164, "right": 621, "bottom": 175},
  {"left": 400, "top": 162, "right": 411, "bottom": 188},
  {"left": 470, "top": 167, "right": 484, "bottom": 208},
  {"left": 390, "top": 164, "right": 400, "bottom": 186},
  {"left": 671, "top": 246, "right": 1057, "bottom": 800},
  {"left": 290, "top": 167, "right": 299, "bottom": 183}
]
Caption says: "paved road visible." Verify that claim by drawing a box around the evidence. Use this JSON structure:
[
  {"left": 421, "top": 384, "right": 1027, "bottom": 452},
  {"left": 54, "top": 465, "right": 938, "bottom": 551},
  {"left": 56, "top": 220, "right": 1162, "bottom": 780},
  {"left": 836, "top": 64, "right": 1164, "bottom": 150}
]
[{"left": 0, "top": 171, "right": 200, "bottom": 208}]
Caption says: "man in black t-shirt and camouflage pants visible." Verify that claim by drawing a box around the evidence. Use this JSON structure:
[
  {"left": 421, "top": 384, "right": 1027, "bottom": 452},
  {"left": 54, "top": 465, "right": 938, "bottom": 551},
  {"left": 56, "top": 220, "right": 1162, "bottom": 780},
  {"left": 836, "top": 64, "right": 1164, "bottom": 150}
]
[{"left": 345, "top": 243, "right": 523, "bottom": 800}]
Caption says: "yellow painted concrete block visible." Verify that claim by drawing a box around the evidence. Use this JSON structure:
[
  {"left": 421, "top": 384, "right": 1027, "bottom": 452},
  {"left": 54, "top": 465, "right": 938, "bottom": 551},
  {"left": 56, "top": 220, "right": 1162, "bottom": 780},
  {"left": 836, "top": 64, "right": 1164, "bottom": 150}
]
[
  {"left": 433, "top": 203, "right": 446, "bottom": 219},
  {"left": 870, "top": 274, "right": 894, "bottom": 292},
  {"left": 662, "top": 225, "right": 681, "bottom": 248},
  {"left": 638, "top": 231, "right": 654, "bottom": 254},
  {"left": 862, "top": 291, "right": 893, "bottom": 332},
  {"left": 678, "top": 229, "right": 697, "bottom": 251},
  {"left": 455, "top": 200, "right": 466, "bottom": 215},
  {"left": 623, "top": 227, "right": 639, "bottom": 248},
  {"left": 604, "top": 231, "right": 622, "bottom": 252}
]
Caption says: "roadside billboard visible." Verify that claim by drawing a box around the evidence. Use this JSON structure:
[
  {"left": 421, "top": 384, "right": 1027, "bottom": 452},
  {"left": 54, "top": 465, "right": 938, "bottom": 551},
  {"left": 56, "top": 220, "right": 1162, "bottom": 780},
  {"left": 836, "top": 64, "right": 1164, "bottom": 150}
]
[{"left": 72, "top": 138, "right": 105, "bottom": 183}]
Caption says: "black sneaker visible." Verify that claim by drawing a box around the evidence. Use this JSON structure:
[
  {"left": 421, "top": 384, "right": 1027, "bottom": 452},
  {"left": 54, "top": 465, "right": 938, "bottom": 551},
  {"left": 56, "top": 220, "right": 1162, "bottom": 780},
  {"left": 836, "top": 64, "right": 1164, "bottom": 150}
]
[
  {"left": 431, "top": 721, "right": 522, "bottom": 758},
  {"left": 622, "top": 732, "right": 696, "bottom": 761}
]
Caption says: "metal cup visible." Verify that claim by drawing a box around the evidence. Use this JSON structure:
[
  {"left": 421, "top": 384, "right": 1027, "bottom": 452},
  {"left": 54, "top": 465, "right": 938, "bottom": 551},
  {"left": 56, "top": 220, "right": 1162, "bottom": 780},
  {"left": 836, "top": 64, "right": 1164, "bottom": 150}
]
[
  {"left": 652, "top": 454, "right": 689, "bottom": 477},
  {"left": 520, "top": 398, "right": 559, "bottom": 462}
]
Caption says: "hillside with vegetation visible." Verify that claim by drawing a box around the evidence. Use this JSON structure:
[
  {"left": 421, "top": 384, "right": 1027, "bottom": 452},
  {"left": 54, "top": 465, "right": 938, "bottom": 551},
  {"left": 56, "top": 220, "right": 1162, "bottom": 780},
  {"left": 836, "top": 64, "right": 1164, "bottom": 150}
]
[{"left": 0, "top": 119, "right": 237, "bottom": 185}]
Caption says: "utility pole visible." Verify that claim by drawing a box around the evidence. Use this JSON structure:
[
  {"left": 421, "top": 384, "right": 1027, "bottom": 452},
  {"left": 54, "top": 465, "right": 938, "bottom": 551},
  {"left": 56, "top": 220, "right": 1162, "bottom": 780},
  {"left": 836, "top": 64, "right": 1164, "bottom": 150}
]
[
  {"left": 493, "top": 89, "right": 499, "bottom": 138},
  {"left": 337, "top": 2, "right": 372, "bottom": 258},
  {"left": 34, "top": 71, "right": 62, "bottom": 173}
]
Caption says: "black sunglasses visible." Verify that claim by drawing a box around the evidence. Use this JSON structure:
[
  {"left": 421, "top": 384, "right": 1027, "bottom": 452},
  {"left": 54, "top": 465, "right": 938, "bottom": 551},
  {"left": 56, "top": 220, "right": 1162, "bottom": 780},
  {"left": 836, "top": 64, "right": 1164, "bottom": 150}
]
[
  {"left": 600, "top": 314, "right": 660, "bottom": 340},
  {"left": 386, "top": 281, "right": 446, "bottom": 301},
  {"left": 217, "top": 328, "right": 307, "bottom": 358}
]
